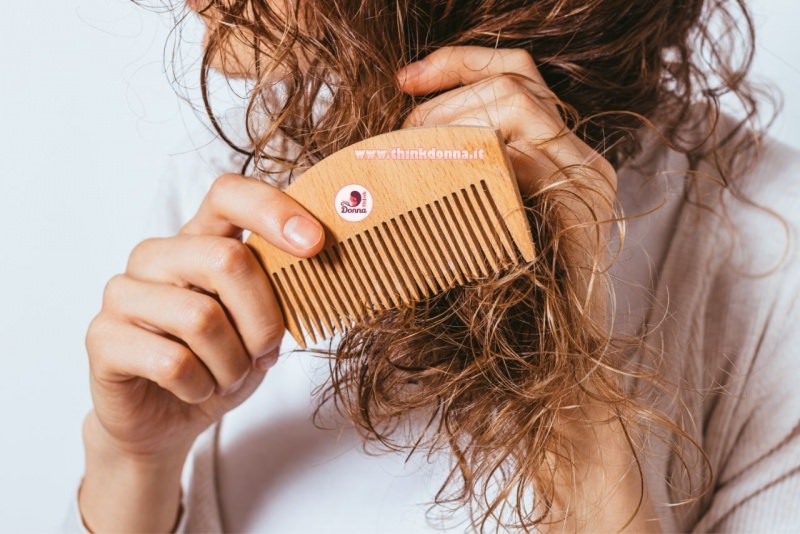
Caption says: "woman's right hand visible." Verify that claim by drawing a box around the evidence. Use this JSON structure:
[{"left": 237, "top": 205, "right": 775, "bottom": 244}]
[{"left": 79, "top": 173, "right": 325, "bottom": 532}]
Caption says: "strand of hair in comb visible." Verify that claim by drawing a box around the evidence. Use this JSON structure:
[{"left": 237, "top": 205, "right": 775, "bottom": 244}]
[{"left": 246, "top": 126, "right": 535, "bottom": 348}]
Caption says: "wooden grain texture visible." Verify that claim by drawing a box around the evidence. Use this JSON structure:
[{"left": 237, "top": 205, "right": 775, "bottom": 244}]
[{"left": 245, "top": 126, "right": 535, "bottom": 348}]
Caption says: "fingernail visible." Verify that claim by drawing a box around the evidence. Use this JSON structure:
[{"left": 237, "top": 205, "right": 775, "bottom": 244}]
[
  {"left": 398, "top": 60, "right": 426, "bottom": 83},
  {"left": 283, "top": 215, "right": 323, "bottom": 250},
  {"left": 255, "top": 354, "right": 279, "bottom": 372},
  {"left": 220, "top": 373, "right": 248, "bottom": 397}
]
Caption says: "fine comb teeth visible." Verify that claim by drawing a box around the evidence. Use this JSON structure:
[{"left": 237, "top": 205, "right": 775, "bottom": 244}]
[{"left": 245, "top": 126, "right": 535, "bottom": 348}]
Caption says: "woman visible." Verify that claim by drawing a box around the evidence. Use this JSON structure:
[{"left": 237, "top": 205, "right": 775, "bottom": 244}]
[{"left": 71, "top": 0, "right": 800, "bottom": 532}]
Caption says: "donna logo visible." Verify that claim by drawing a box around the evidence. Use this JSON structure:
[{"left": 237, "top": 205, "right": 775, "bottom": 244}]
[{"left": 334, "top": 184, "right": 372, "bottom": 222}]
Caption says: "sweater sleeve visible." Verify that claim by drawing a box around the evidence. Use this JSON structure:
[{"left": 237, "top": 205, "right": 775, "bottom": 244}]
[{"left": 62, "top": 485, "right": 190, "bottom": 534}]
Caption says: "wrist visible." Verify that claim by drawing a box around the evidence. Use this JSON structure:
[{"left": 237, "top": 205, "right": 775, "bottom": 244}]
[
  {"left": 80, "top": 412, "right": 189, "bottom": 533},
  {"left": 83, "top": 411, "right": 192, "bottom": 467}
]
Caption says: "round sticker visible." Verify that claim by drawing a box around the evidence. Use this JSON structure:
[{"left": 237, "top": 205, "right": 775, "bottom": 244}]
[{"left": 334, "top": 184, "right": 372, "bottom": 222}]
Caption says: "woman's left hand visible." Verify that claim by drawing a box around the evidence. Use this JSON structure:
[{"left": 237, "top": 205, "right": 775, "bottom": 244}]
[
  {"left": 397, "top": 46, "right": 616, "bottom": 210},
  {"left": 396, "top": 46, "right": 660, "bottom": 534},
  {"left": 397, "top": 46, "right": 619, "bottom": 322}
]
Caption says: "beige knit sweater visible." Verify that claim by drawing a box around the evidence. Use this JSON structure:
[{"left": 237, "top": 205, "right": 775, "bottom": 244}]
[{"left": 67, "top": 120, "right": 800, "bottom": 533}]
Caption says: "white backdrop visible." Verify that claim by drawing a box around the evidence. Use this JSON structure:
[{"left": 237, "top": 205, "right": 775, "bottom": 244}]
[{"left": 1, "top": 1, "right": 798, "bottom": 531}]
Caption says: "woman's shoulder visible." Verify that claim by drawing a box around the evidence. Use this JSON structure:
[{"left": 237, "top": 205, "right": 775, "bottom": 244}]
[
  {"left": 724, "top": 125, "right": 800, "bottom": 221},
  {"left": 688, "top": 133, "right": 800, "bottom": 532},
  {"left": 616, "top": 116, "right": 800, "bottom": 369},
  {"left": 635, "top": 112, "right": 800, "bottom": 290},
  {"left": 712, "top": 130, "right": 800, "bottom": 289}
]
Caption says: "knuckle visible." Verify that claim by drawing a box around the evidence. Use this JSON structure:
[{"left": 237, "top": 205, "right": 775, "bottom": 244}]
[
  {"left": 85, "top": 314, "right": 113, "bottom": 357},
  {"left": 154, "top": 345, "right": 195, "bottom": 385},
  {"left": 595, "top": 157, "right": 615, "bottom": 178},
  {"left": 429, "top": 46, "right": 464, "bottom": 75},
  {"left": 513, "top": 92, "right": 543, "bottom": 115},
  {"left": 180, "top": 296, "right": 223, "bottom": 336},
  {"left": 504, "top": 49, "right": 540, "bottom": 80},
  {"left": 492, "top": 74, "right": 523, "bottom": 96},
  {"left": 85, "top": 316, "right": 126, "bottom": 377},
  {"left": 403, "top": 107, "right": 426, "bottom": 128},
  {"left": 127, "top": 238, "right": 160, "bottom": 272},
  {"left": 101, "top": 274, "right": 127, "bottom": 308},
  {"left": 507, "top": 48, "right": 535, "bottom": 67},
  {"left": 429, "top": 45, "right": 455, "bottom": 64},
  {"left": 207, "top": 239, "right": 253, "bottom": 277},
  {"left": 592, "top": 157, "right": 618, "bottom": 190},
  {"left": 208, "top": 173, "right": 241, "bottom": 202}
]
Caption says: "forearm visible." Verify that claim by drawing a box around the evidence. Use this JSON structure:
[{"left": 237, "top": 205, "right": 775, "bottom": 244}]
[{"left": 79, "top": 413, "right": 188, "bottom": 533}]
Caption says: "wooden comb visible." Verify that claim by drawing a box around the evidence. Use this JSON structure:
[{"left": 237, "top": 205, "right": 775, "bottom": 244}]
[{"left": 245, "top": 126, "right": 535, "bottom": 348}]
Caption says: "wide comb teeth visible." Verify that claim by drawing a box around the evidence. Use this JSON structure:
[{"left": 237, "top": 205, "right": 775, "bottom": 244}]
[
  {"left": 270, "top": 181, "right": 522, "bottom": 344},
  {"left": 246, "top": 126, "right": 535, "bottom": 348}
]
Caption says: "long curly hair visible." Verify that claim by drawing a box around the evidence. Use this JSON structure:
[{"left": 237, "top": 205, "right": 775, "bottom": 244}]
[{"left": 148, "top": 0, "right": 771, "bottom": 530}]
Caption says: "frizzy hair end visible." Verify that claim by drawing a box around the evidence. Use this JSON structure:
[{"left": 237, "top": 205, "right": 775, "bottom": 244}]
[{"left": 143, "top": 0, "right": 769, "bottom": 530}]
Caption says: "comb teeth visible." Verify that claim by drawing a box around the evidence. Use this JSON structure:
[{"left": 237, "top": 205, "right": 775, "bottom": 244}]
[
  {"left": 269, "top": 180, "right": 524, "bottom": 344},
  {"left": 245, "top": 126, "right": 536, "bottom": 348}
]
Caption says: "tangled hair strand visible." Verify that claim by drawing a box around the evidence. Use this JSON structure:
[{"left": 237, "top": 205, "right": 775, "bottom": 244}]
[{"left": 143, "top": 0, "right": 775, "bottom": 530}]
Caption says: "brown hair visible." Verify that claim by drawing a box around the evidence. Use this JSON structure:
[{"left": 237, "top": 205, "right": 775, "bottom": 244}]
[{"left": 154, "top": 0, "right": 769, "bottom": 530}]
